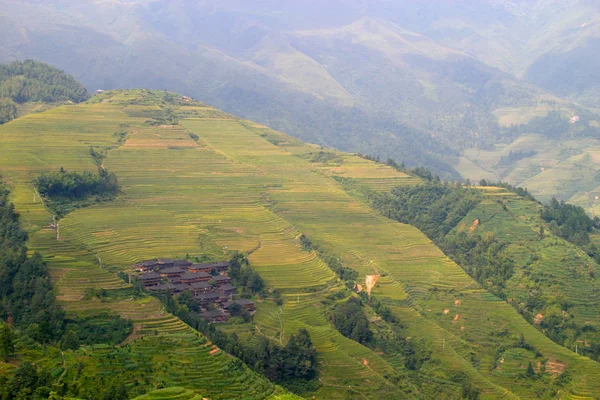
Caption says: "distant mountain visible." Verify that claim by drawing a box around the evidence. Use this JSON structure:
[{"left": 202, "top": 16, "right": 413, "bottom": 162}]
[{"left": 1, "top": 0, "right": 599, "bottom": 186}]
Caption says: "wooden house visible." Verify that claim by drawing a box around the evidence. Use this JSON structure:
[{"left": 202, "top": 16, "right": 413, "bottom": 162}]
[
  {"left": 156, "top": 258, "right": 175, "bottom": 268},
  {"left": 160, "top": 267, "right": 184, "bottom": 279},
  {"left": 224, "top": 299, "right": 255, "bottom": 311},
  {"left": 147, "top": 283, "right": 176, "bottom": 293},
  {"left": 213, "top": 275, "right": 232, "bottom": 286},
  {"left": 212, "top": 262, "right": 230, "bottom": 273},
  {"left": 134, "top": 260, "right": 158, "bottom": 272},
  {"left": 139, "top": 272, "right": 161, "bottom": 287},
  {"left": 195, "top": 292, "right": 220, "bottom": 306},
  {"left": 188, "top": 263, "right": 213, "bottom": 273},
  {"left": 173, "top": 283, "right": 190, "bottom": 293},
  {"left": 201, "top": 309, "right": 229, "bottom": 323},
  {"left": 216, "top": 284, "right": 237, "bottom": 296},
  {"left": 173, "top": 259, "right": 192, "bottom": 268},
  {"left": 180, "top": 271, "right": 211, "bottom": 284},
  {"left": 190, "top": 281, "right": 212, "bottom": 295}
]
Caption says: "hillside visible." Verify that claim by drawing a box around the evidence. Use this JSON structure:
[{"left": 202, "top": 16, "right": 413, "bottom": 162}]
[
  {"left": 0, "top": 59, "right": 88, "bottom": 124},
  {"left": 4, "top": 0, "right": 600, "bottom": 180},
  {"left": 2, "top": 89, "right": 600, "bottom": 398}
]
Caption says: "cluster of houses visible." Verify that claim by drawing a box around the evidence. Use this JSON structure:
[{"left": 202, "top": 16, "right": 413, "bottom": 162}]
[{"left": 135, "top": 258, "right": 255, "bottom": 323}]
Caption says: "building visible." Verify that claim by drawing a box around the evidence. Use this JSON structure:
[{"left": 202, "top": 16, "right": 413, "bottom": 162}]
[
  {"left": 173, "top": 283, "right": 190, "bottom": 293},
  {"left": 224, "top": 299, "right": 255, "bottom": 311},
  {"left": 134, "top": 259, "right": 158, "bottom": 272},
  {"left": 156, "top": 258, "right": 175, "bottom": 268},
  {"left": 195, "top": 292, "right": 220, "bottom": 306},
  {"left": 180, "top": 272, "right": 211, "bottom": 284},
  {"left": 213, "top": 262, "right": 230, "bottom": 273},
  {"left": 173, "top": 259, "right": 192, "bottom": 268},
  {"left": 147, "top": 283, "right": 176, "bottom": 293},
  {"left": 160, "top": 267, "right": 184, "bottom": 279},
  {"left": 201, "top": 309, "right": 229, "bottom": 323},
  {"left": 139, "top": 272, "right": 161, "bottom": 287},
  {"left": 188, "top": 263, "right": 213, "bottom": 273},
  {"left": 213, "top": 275, "right": 232, "bottom": 286},
  {"left": 95, "top": 89, "right": 104, "bottom": 95},
  {"left": 216, "top": 284, "right": 237, "bottom": 296},
  {"left": 190, "top": 281, "right": 212, "bottom": 295}
]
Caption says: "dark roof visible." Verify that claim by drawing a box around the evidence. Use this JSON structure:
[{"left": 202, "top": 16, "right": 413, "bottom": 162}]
[
  {"left": 181, "top": 271, "right": 211, "bottom": 279},
  {"left": 180, "top": 272, "right": 201, "bottom": 280},
  {"left": 157, "top": 258, "right": 174, "bottom": 264},
  {"left": 202, "top": 310, "right": 228, "bottom": 318},
  {"left": 173, "top": 283, "right": 190, "bottom": 290},
  {"left": 218, "top": 284, "right": 236, "bottom": 291},
  {"left": 195, "top": 292, "right": 220, "bottom": 300},
  {"left": 191, "top": 263, "right": 212, "bottom": 269},
  {"left": 148, "top": 283, "right": 175, "bottom": 291},
  {"left": 223, "top": 299, "right": 254, "bottom": 308},
  {"left": 213, "top": 262, "right": 229, "bottom": 268},
  {"left": 139, "top": 272, "right": 161, "bottom": 280},
  {"left": 173, "top": 259, "right": 192, "bottom": 267},
  {"left": 190, "top": 281, "right": 211, "bottom": 289},
  {"left": 213, "top": 275, "right": 231, "bottom": 281},
  {"left": 161, "top": 267, "right": 184, "bottom": 274},
  {"left": 136, "top": 259, "right": 158, "bottom": 267}
]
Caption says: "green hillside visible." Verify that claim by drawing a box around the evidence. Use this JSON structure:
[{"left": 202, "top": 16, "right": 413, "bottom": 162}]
[
  {"left": 453, "top": 190, "right": 600, "bottom": 354},
  {"left": 1, "top": 89, "right": 600, "bottom": 398}
]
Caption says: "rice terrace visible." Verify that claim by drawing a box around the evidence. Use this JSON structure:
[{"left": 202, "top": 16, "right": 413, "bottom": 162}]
[{"left": 2, "top": 88, "right": 600, "bottom": 399}]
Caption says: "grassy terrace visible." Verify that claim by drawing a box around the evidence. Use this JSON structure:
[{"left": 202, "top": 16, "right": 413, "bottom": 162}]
[{"left": 1, "top": 89, "right": 600, "bottom": 398}]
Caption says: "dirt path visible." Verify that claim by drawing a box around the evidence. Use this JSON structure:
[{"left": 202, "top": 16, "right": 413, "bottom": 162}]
[{"left": 277, "top": 307, "right": 284, "bottom": 345}]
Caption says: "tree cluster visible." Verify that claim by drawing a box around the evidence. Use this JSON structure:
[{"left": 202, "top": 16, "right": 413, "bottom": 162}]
[
  {"left": 541, "top": 198, "right": 596, "bottom": 246},
  {"left": 228, "top": 253, "right": 265, "bottom": 295},
  {"left": 35, "top": 168, "right": 119, "bottom": 217},
  {"left": 331, "top": 297, "right": 372, "bottom": 345},
  {"left": 36, "top": 168, "right": 118, "bottom": 200}
]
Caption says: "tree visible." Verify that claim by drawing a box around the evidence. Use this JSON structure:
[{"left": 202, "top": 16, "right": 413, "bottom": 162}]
[
  {"left": 0, "top": 323, "right": 15, "bottom": 360},
  {"left": 526, "top": 361, "right": 535, "bottom": 377},
  {"left": 61, "top": 330, "right": 80, "bottom": 351}
]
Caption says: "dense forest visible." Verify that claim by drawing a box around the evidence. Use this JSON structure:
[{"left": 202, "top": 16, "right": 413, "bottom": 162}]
[
  {"left": 0, "top": 60, "right": 89, "bottom": 124},
  {"left": 0, "top": 181, "right": 65, "bottom": 343}
]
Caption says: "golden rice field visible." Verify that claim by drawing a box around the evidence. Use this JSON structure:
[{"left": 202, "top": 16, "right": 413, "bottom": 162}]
[{"left": 1, "top": 89, "right": 600, "bottom": 399}]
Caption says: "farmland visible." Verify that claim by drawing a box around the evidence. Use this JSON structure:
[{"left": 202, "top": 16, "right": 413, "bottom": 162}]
[{"left": 1, "top": 89, "right": 600, "bottom": 398}]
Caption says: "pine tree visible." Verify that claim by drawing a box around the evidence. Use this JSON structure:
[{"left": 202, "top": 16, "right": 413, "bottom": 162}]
[
  {"left": 526, "top": 361, "right": 535, "bottom": 377},
  {"left": 0, "top": 323, "right": 15, "bottom": 360}
]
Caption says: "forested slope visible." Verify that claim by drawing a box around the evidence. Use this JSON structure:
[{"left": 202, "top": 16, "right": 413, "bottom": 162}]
[{"left": 0, "top": 60, "right": 89, "bottom": 124}]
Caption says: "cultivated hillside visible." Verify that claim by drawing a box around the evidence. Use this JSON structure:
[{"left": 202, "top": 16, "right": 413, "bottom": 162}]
[{"left": 2, "top": 89, "right": 600, "bottom": 398}]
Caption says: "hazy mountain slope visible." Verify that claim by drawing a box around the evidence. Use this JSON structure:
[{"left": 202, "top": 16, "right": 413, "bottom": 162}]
[{"left": 3, "top": 0, "right": 600, "bottom": 186}]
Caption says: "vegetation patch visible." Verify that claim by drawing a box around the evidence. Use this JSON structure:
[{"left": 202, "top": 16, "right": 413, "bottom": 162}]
[
  {"left": 0, "top": 60, "right": 89, "bottom": 124},
  {"left": 35, "top": 167, "right": 119, "bottom": 218}
]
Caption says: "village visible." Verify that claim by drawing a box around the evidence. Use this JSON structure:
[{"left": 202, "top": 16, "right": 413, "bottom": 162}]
[{"left": 135, "top": 258, "right": 255, "bottom": 323}]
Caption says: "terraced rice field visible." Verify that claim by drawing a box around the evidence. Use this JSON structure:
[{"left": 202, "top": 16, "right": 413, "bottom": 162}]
[{"left": 2, "top": 89, "right": 600, "bottom": 398}]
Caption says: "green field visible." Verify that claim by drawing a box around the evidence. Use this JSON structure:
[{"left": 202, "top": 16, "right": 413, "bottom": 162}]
[{"left": 2, "top": 90, "right": 600, "bottom": 398}]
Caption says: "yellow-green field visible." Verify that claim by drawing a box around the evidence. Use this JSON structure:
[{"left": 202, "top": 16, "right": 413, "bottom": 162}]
[{"left": 2, "top": 89, "right": 600, "bottom": 399}]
